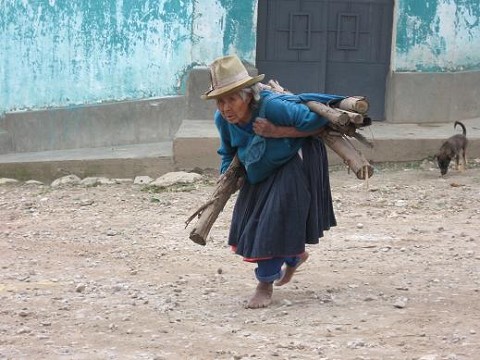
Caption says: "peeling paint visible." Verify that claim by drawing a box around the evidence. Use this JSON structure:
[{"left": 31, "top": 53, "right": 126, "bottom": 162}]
[
  {"left": 0, "top": 0, "right": 257, "bottom": 113},
  {"left": 396, "top": 0, "right": 480, "bottom": 71},
  {"left": 218, "top": 0, "right": 257, "bottom": 57}
]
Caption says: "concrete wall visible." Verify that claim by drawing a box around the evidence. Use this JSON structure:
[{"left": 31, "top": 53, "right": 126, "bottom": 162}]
[
  {"left": 3, "top": 96, "right": 185, "bottom": 153},
  {"left": 394, "top": 0, "right": 480, "bottom": 72},
  {"left": 387, "top": 0, "right": 480, "bottom": 123},
  {"left": 0, "top": 0, "right": 258, "bottom": 114},
  {"left": 0, "top": 66, "right": 253, "bottom": 155},
  {"left": 2, "top": 0, "right": 479, "bottom": 144},
  {"left": 0, "top": 0, "right": 258, "bottom": 154},
  {"left": 386, "top": 70, "right": 480, "bottom": 123}
]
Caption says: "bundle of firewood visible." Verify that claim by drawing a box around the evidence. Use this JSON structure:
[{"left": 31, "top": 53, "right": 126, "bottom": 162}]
[
  {"left": 263, "top": 80, "right": 373, "bottom": 179},
  {"left": 185, "top": 80, "right": 374, "bottom": 245}
]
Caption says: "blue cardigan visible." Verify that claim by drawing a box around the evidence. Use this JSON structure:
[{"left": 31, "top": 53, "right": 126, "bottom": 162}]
[{"left": 215, "top": 90, "right": 344, "bottom": 184}]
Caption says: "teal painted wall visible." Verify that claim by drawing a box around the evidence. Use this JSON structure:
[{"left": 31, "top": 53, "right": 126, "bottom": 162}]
[
  {"left": 5, "top": 0, "right": 477, "bottom": 115},
  {"left": 0, "top": 0, "right": 257, "bottom": 114},
  {"left": 395, "top": 0, "right": 480, "bottom": 72}
]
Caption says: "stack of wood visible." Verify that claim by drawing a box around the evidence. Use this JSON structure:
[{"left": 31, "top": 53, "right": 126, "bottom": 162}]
[
  {"left": 186, "top": 80, "right": 374, "bottom": 245},
  {"left": 264, "top": 80, "right": 373, "bottom": 180}
]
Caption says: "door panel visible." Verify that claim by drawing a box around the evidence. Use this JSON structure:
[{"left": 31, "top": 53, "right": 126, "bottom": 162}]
[
  {"left": 257, "top": 0, "right": 328, "bottom": 93},
  {"left": 256, "top": 0, "right": 393, "bottom": 120}
]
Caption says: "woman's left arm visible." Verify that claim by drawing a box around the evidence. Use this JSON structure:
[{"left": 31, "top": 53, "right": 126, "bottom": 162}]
[
  {"left": 253, "top": 117, "right": 325, "bottom": 138},
  {"left": 255, "top": 95, "right": 330, "bottom": 138}
]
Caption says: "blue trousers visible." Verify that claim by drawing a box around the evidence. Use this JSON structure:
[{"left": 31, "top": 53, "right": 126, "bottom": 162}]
[{"left": 254, "top": 256, "right": 301, "bottom": 283}]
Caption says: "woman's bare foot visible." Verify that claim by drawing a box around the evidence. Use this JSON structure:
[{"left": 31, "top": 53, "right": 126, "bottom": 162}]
[
  {"left": 274, "top": 252, "right": 309, "bottom": 286},
  {"left": 245, "top": 282, "right": 273, "bottom": 309}
]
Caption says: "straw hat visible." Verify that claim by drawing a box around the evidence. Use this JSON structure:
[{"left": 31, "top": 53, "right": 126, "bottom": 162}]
[{"left": 201, "top": 55, "right": 264, "bottom": 100}]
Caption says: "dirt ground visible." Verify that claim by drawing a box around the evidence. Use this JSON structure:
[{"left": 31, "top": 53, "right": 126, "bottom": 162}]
[{"left": 1, "top": 159, "right": 479, "bottom": 360}]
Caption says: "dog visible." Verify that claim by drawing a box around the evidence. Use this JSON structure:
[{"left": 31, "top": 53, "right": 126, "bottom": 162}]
[{"left": 436, "top": 121, "right": 468, "bottom": 176}]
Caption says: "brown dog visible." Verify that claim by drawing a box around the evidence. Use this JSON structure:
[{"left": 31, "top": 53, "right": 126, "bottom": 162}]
[{"left": 436, "top": 121, "right": 468, "bottom": 176}]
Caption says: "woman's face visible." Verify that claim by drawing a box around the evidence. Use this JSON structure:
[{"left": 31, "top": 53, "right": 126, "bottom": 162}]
[{"left": 216, "top": 91, "right": 252, "bottom": 125}]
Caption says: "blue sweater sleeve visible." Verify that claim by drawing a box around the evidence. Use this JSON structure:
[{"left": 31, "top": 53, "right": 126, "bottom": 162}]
[
  {"left": 263, "top": 94, "right": 329, "bottom": 132},
  {"left": 214, "top": 111, "right": 235, "bottom": 174}
]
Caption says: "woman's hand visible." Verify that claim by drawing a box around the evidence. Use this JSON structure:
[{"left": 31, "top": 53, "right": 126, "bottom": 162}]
[
  {"left": 253, "top": 117, "right": 281, "bottom": 138},
  {"left": 217, "top": 173, "right": 245, "bottom": 191}
]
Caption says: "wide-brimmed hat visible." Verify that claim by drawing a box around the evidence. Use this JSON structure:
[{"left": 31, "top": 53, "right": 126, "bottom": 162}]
[{"left": 201, "top": 55, "right": 264, "bottom": 100}]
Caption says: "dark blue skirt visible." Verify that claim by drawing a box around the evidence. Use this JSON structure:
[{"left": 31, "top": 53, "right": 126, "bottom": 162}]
[{"left": 229, "top": 137, "right": 336, "bottom": 260}]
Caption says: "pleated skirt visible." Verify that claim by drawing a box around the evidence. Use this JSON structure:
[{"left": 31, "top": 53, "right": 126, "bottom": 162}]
[{"left": 229, "top": 137, "right": 336, "bottom": 260}]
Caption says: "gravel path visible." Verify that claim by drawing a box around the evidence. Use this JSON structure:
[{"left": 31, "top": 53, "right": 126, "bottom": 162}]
[{"left": 1, "top": 161, "right": 479, "bottom": 360}]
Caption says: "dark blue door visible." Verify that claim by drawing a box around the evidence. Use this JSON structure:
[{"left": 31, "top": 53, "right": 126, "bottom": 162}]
[{"left": 256, "top": 0, "right": 394, "bottom": 120}]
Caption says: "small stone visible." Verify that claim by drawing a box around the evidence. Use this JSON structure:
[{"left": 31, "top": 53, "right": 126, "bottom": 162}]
[
  {"left": 393, "top": 297, "right": 408, "bottom": 308},
  {"left": 80, "top": 177, "right": 101, "bottom": 187},
  {"left": 97, "top": 177, "right": 116, "bottom": 185},
  {"left": 0, "top": 178, "right": 19, "bottom": 185},
  {"left": 18, "top": 310, "right": 30, "bottom": 317},
  {"left": 51, "top": 175, "right": 81, "bottom": 187},
  {"left": 134, "top": 176, "right": 153, "bottom": 185},
  {"left": 150, "top": 172, "right": 202, "bottom": 187},
  {"left": 347, "top": 339, "right": 366, "bottom": 349},
  {"left": 418, "top": 355, "right": 438, "bottom": 360},
  {"left": 25, "top": 180, "right": 44, "bottom": 185},
  {"left": 17, "top": 327, "right": 32, "bottom": 334},
  {"left": 75, "top": 283, "right": 86, "bottom": 293}
]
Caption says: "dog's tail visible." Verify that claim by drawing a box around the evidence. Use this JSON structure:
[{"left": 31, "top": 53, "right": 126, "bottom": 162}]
[{"left": 454, "top": 121, "right": 466, "bottom": 136}]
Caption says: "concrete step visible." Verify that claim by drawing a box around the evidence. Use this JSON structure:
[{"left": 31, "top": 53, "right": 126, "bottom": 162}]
[
  {"left": 0, "top": 141, "right": 174, "bottom": 183},
  {"left": 0, "top": 129, "right": 12, "bottom": 154},
  {"left": 173, "top": 118, "right": 480, "bottom": 170},
  {"left": 2, "top": 118, "right": 480, "bottom": 183},
  {"left": 357, "top": 119, "right": 480, "bottom": 163},
  {"left": 173, "top": 120, "right": 220, "bottom": 171}
]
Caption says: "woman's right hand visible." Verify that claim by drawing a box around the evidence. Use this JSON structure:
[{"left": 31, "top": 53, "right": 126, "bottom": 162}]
[{"left": 253, "top": 117, "right": 280, "bottom": 138}]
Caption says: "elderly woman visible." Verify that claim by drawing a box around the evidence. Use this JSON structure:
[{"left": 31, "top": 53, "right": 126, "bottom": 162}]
[{"left": 202, "top": 55, "right": 340, "bottom": 308}]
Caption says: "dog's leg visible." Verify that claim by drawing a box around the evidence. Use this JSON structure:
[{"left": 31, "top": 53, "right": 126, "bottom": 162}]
[
  {"left": 455, "top": 153, "right": 460, "bottom": 171},
  {"left": 460, "top": 148, "right": 467, "bottom": 172}
]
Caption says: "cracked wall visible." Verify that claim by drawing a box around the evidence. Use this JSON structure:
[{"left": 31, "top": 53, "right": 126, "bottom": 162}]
[
  {"left": 395, "top": 0, "right": 480, "bottom": 72},
  {"left": 0, "top": 0, "right": 257, "bottom": 113}
]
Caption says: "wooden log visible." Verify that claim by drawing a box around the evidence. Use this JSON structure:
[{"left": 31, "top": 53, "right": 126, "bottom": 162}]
[
  {"left": 305, "top": 101, "right": 350, "bottom": 127},
  {"left": 265, "top": 79, "right": 287, "bottom": 93},
  {"left": 322, "top": 130, "right": 374, "bottom": 180},
  {"left": 327, "top": 122, "right": 358, "bottom": 137},
  {"left": 259, "top": 80, "right": 352, "bottom": 128},
  {"left": 335, "top": 109, "right": 364, "bottom": 125},
  {"left": 336, "top": 96, "right": 369, "bottom": 114},
  {"left": 264, "top": 81, "right": 358, "bottom": 128},
  {"left": 185, "top": 155, "right": 245, "bottom": 246}
]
